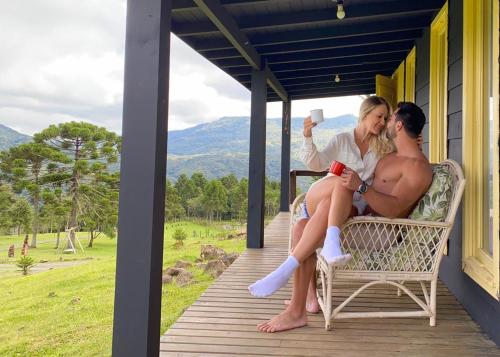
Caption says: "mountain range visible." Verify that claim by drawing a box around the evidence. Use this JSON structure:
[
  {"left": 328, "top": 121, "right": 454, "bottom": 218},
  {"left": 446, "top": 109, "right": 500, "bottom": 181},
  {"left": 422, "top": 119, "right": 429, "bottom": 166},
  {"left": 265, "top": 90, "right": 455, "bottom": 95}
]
[
  {"left": 0, "top": 115, "right": 358, "bottom": 181},
  {"left": 0, "top": 124, "right": 31, "bottom": 151}
]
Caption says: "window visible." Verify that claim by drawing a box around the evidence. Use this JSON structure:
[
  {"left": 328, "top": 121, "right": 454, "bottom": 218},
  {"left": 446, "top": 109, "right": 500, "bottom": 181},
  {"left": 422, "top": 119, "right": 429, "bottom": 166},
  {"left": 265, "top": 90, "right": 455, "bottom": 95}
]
[
  {"left": 463, "top": 0, "right": 499, "bottom": 299},
  {"left": 429, "top": 2, "right": 448, "bottom": 163}
]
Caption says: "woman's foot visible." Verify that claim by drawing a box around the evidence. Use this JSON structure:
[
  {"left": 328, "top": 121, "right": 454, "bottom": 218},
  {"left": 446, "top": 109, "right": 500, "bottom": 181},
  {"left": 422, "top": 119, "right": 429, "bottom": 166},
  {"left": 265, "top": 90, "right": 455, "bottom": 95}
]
[{"left": 257, "top": 309, "right": 308, "bottom": 333}]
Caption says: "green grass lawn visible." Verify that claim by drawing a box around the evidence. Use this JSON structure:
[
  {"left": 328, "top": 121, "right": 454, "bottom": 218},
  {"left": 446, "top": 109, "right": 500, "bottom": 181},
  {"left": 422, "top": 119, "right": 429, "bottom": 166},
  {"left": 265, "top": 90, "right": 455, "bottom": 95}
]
[{"left": 0, "top": 221, "right": 247, "bottom": 356}]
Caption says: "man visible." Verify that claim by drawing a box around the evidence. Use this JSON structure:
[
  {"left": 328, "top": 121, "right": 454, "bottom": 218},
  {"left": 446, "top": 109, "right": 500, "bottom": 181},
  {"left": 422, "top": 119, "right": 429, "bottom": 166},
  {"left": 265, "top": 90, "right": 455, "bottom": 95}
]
[{"left": 249, "top": 102, "right": 433, "bottom": 333}]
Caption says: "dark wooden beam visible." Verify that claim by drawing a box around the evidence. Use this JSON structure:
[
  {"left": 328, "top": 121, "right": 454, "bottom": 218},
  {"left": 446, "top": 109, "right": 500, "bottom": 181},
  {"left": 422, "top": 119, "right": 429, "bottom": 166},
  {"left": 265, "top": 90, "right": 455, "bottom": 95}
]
[
  {"left": 112, "top": 0, "right": 171, "bottom": 356},
  {"left": 193, "top": 0, "right": 287, "bottom": 101},
  {"left": 203, "top": 30, "right": 423, "bottom": 59},
  {"left": 280, "top": 100, "right": 291, "bottom": 212},
  {"left": 193, "top": 0, "right": 260, "bottom": 69},
  {"left": 173, "top": 1, "right": 441, "bottom": 36},
  {"left": 192, "top": 15, "right": 432, "bottom": 51},
  {"left": 247, "top": 69, "right": 267, "bottom": 249}
]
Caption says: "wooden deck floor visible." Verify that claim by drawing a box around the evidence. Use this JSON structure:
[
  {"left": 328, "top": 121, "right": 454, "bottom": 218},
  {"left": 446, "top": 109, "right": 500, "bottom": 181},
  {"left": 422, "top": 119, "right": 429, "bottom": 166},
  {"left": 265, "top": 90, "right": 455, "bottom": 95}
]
[{"left": 161, "top": 213, "right": 500, "bottom": 356}]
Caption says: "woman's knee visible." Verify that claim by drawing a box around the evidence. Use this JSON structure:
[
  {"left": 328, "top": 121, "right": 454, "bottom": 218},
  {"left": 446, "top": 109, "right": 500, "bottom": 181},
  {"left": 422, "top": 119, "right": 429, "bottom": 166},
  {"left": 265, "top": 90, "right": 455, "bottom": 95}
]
[{"left": 291, "top": 218, "right": 308, "bottom": 248}]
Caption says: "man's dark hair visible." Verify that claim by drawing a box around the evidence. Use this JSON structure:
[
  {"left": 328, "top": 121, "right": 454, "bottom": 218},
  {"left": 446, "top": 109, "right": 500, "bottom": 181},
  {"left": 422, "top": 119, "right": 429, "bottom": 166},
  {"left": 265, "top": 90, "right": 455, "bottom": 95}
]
[{"left": 395, "top": 102, "right": 426, "bottom": 138}]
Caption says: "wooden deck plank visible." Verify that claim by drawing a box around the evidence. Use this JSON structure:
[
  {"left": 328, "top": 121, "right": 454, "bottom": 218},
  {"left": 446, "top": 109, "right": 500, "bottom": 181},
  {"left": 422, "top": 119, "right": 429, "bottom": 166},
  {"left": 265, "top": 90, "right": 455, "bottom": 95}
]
[{"left": 162, "top": 213, "right": 500, "bottom": 356}]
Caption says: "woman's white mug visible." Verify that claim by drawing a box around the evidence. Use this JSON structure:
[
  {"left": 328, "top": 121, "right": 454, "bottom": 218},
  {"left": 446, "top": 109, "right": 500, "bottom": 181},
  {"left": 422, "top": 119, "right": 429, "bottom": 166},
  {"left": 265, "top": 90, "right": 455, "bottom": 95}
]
[{"left": 310, "top": 109, "right": 324, "bottom": 124}]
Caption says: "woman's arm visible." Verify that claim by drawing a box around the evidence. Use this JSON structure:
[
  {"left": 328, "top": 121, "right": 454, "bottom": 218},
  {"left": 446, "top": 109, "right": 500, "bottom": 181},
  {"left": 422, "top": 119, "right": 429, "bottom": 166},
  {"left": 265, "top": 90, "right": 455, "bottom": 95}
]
[{"left": 299, "top": 117, "right": 340, "bottom": 171}]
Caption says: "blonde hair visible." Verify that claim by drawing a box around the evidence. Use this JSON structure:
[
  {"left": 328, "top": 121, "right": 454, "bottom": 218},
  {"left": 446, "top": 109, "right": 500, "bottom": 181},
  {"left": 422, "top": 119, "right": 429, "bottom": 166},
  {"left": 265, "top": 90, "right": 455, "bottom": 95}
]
[{"left": 358, "top": 96, "right": 395, "bottom": 158}]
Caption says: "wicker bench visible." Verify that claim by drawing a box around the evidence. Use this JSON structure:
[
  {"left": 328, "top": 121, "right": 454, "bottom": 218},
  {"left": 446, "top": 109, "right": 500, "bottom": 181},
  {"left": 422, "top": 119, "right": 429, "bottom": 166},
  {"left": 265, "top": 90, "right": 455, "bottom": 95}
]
[{"left": 289, "top": 159, "right": 466, "bottom": 330}]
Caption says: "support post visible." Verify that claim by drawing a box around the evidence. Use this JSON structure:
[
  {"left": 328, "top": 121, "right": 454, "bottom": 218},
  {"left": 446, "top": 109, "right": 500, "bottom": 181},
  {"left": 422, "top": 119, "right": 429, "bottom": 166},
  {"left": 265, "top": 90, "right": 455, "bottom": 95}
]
[
  {"left": 112, "top": 1, "right": 171, "bottom": 355},
  {"left": 280, "top": 99, "right": 291, "bottom": 211},
  {"left": 247, "top": 68, "right": 267, "bottom": 248}
]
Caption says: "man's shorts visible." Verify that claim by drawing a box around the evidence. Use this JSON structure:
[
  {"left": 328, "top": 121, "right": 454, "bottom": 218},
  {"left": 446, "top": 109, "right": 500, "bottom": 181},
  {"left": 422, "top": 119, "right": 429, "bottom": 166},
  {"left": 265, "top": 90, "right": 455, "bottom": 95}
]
[{"left": 352, "top": 191, "right": 368, "bottom": 216}]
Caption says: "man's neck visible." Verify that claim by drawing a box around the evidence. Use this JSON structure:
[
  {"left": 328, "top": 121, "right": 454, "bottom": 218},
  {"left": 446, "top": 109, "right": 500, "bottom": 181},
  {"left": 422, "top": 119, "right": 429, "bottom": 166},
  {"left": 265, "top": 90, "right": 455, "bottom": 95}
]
[{"left": 393, "top": 136, "right": 421, "bottom": 157}]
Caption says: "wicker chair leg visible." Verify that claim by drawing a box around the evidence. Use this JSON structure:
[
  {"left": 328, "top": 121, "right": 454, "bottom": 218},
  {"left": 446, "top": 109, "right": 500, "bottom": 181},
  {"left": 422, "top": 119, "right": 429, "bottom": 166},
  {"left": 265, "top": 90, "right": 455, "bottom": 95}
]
[
  {"left": 325, "top": 269, "right": 333, "bottom": 331},
  {"left": 430, "top": 278, "right": 437, "bottom": 327}
]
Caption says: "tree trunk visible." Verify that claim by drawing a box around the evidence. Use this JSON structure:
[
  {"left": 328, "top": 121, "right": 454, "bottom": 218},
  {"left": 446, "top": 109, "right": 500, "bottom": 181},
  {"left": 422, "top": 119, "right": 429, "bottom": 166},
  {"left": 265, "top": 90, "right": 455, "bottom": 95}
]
[
  {"left": 30, "top": 196, "right": 40, "bottom": 248},
  {"left": 55, "top": 229, "right": 60, "bottom": 249},
  {"left": 88, "top": 230, "right": 94, "bottom": 248}
]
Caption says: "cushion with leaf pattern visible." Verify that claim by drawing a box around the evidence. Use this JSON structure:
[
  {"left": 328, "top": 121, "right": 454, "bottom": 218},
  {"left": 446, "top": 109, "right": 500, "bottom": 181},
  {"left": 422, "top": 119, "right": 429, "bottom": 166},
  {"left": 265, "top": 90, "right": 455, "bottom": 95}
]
[{"left": 409, "top": 164, "right": 452, "bottom": 222}]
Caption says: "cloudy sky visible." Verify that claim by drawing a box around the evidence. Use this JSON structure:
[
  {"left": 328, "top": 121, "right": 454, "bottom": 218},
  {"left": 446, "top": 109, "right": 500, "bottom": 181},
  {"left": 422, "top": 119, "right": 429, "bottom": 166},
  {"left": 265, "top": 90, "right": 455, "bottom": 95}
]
[{"left": 0, "top": 0, "right": 363, "bottom": 136}]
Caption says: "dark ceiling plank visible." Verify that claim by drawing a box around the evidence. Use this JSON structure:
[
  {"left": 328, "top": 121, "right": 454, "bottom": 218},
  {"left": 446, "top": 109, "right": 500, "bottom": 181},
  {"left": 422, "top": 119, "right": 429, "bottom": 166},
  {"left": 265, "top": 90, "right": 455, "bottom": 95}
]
[
  {"left": 202, "top": 29, "right": 422, "bottom": 59},
  {"left": 269, "top": 55, "right": 404, "bottom": 73},
  {"left": 192, "top": 15, "right": 431, "bottom": 51},
  {"left": 287, "top": 84, "right": 375, "bottom": 95},
  {"left": 275, "top": 63, "right": 398, "bottom": 81},
  {"left": 234, "top": 70, "right": 391, "bottom": 88},
  {"left": 224, "top": 54, "right": 405, "bottom": 76},
  {"left": 173, "top": 1, "right": 441, "bottom": 36},
  {"left": 173, "top": 0, "right": 273, "bottom": 12},
  {"left": 239, "top": 69, "right": 393, "bottom": 85},
  {"left": 291, "top": 88, "right": 375, "bottom": 100},
  {"left": 265, "top": 41, "right": 414, "bottom": 65},
  {"left": 267, "top": 88, "right": 375, "bottom": 102},
  {"left": 193, "top": 0, "right": 287, "bottom": 101},
  {"left": 284, "top": 80, "right": 376, "bottom": 92},
  {"left": 266, "top": 71, "right": 392, "bottom": 86},
  {"left": 217, "top": 42, "right": 412, "bottom": 68}
]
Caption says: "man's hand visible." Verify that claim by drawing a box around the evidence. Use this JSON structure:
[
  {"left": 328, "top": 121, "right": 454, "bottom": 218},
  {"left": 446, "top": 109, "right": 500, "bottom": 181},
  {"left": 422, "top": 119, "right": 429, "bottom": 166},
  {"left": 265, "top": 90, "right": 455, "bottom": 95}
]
[
  {"left": 303, "top": 116, "right": 317, "bottom": 138},
  {"left": 340, "top": 167, "right": 362, "bottom": 191}
]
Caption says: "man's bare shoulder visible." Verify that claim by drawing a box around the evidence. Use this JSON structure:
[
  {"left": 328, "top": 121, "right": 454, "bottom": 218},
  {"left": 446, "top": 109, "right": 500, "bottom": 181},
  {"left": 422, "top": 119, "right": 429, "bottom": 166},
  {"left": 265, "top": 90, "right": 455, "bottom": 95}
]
[{"left": 402, "top": 156, "right": 433, "bottom": 188}]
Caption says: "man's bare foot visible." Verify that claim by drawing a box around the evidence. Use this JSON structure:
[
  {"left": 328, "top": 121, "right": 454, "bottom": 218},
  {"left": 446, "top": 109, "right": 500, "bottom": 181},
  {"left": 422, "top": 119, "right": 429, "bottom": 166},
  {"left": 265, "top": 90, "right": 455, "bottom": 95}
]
[
  {"left": 257, "top": 310, "right": 307, "bottom": 333},
  {"left": 283, "top": 299, "right": 320, "bottom": 314}
]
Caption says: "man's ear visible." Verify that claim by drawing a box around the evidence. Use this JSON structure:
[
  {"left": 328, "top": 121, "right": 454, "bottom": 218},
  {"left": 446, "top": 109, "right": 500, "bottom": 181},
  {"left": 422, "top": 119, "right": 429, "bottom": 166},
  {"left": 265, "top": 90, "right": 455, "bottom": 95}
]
[{"left": 396, "top": 121, "right": 403, "bottom": 132}]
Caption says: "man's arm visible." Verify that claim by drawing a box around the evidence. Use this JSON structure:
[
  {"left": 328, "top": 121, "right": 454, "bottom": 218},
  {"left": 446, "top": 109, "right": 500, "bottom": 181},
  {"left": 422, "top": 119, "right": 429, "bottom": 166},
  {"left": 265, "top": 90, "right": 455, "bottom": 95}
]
[{"left": 342, "top": 161, "right": 432, "bottom": 218}]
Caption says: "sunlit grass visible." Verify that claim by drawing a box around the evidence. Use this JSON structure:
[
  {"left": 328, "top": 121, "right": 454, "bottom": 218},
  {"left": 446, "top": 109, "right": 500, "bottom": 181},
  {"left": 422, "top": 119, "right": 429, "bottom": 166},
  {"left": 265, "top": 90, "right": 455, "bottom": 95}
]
[{"left": 0, "top": 220, "right": 246, "bottom": 356}]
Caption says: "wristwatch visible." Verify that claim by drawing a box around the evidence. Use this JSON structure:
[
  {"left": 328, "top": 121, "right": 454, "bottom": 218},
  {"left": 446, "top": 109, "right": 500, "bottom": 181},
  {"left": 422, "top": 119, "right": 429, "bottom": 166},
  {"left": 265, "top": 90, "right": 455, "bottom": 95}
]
[{"left": 356, "top": 180, "right": 368, "bottom": 194}]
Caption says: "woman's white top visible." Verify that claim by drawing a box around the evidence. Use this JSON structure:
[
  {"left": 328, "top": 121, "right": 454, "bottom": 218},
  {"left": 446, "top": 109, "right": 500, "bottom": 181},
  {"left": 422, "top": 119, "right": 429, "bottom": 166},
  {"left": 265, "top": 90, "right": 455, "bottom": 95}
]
[{"left": 300, "top": 129, "right": 379, "bottom": 185}]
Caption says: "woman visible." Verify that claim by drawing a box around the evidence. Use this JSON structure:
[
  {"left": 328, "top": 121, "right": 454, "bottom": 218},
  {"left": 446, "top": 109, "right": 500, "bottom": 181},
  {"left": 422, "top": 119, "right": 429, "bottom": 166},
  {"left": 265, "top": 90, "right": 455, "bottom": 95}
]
[{"left": 249, "top": 95, "right": 394, "bottom": 299}]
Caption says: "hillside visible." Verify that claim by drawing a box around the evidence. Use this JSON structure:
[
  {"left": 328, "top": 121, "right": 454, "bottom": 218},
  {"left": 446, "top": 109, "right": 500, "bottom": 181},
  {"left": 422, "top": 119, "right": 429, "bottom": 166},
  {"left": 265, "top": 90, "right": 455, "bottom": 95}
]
[
  {"left": 0, "top": 124, "right": 31, "bottom": 150},
  {"left": 166, "top": 115, "right": 357, "bottom": 181}
]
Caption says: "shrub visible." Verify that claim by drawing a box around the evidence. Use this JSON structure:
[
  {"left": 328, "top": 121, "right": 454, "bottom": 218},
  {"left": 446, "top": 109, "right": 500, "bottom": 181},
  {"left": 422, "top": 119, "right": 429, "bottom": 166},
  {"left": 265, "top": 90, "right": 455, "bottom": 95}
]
[
  {"left": 173, "top": 229, "right": 188, "bottom": 246},
  {"left": 16, "top": 255, "right": 35, "bottom": 275}
]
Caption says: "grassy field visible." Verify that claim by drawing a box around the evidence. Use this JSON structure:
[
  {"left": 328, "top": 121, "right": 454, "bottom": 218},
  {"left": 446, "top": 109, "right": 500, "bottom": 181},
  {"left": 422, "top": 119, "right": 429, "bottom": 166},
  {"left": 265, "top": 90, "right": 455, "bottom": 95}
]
[{"left": 0, "top": 221, "right": 246, "bottom": 356}]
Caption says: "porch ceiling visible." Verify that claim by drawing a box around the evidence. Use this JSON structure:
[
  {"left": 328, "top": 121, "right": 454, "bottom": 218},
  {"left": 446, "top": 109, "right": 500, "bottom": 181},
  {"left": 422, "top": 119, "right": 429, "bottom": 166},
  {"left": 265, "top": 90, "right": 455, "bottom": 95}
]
[{"left": 171, "top": 0, "right": 446, "bottom": 102}]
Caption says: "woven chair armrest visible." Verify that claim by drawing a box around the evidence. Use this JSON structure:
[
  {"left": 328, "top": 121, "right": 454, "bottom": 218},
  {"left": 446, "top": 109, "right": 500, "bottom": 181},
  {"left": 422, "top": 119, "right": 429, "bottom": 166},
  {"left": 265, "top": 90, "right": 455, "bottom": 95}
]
[
  {"left": 290, "top": 193, "right": 306, "bottom": 214},
  {"left": 346, "top": 216, "right": 450, "bottom": 228}
]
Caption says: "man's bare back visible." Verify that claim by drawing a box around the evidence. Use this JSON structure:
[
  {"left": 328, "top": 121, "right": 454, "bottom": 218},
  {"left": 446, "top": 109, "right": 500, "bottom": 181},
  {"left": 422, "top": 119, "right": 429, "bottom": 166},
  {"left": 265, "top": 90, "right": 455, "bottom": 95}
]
[{"left": 366, "top": 151, "right": 432, "bottom": 218}]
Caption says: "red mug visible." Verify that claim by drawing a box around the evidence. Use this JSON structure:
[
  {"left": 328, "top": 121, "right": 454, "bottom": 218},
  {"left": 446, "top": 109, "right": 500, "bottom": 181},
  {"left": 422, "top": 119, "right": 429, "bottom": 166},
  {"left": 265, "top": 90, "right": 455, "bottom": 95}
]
[{"left": 329, "top": 160, "right": 345, "bottom": 176}]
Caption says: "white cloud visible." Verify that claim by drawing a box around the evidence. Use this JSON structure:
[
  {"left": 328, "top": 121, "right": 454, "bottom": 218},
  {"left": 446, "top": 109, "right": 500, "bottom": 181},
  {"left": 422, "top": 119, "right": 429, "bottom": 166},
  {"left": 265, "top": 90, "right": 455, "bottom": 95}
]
[{"left": 0, "top": 1, "right": 362, "bottom": 136}]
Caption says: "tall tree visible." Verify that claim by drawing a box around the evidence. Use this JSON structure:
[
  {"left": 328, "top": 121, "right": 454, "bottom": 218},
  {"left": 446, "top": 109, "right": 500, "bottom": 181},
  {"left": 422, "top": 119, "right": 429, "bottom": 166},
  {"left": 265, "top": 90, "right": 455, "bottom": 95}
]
[
  {"left": 34, "top": 122, "right": 120, "bottom": 248},
  {"left": 166, "top": 180, "right": 184, "bottom": 221},
  {"left": 1, "top": 142, "right": 68, "bottom": 247},
  {"left": 10, "top": 198, "right": 32, "bottom": 236},
  {"left": 191, "top": 172, "right": 207, "bottom": 191},
  {"left": 0, "top": 184, "right": 16, "bottom": 233},
  {"left": 202, "top": 180, "right": 227, "bottom": 222},
  {"left": 174, "top": 174, "right": 198, "bottom": 217}
]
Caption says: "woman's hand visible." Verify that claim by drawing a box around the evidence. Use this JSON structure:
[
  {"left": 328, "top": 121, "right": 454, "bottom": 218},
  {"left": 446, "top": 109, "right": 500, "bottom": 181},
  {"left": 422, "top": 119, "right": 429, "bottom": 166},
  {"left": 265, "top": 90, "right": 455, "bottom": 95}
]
[
  {"left": 303, "top": 116, "right": 317, "bottom": 138},
  {"left": 340, "top": 167, "right": 362, "bottom": 191}
]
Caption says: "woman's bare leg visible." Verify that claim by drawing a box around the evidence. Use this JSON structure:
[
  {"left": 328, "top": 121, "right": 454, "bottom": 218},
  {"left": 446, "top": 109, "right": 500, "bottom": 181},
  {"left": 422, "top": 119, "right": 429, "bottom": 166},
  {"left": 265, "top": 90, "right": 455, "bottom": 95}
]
[
  {"left": 249, "top": 177, "right": 354, "bottom": 298},
  {"left": 257, "top": 199, "right": 330, "bottom": 332},
  {"left": 284, "top": 218, "right": 319, "bottom": 314}
]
